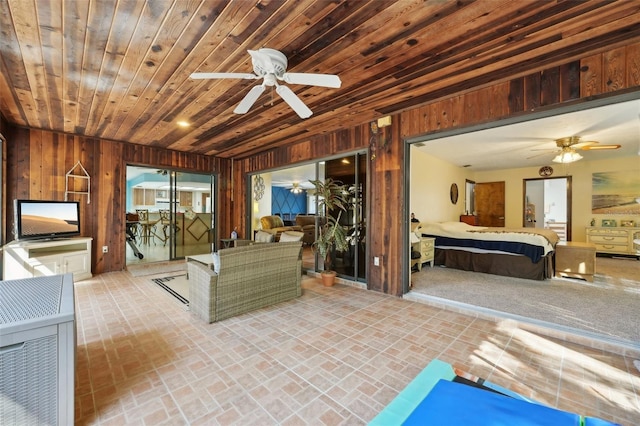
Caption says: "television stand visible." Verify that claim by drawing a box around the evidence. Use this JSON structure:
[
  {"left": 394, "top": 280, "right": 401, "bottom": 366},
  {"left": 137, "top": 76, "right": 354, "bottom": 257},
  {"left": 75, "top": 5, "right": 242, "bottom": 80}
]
[{"left": 3, "top": 237, "right": 92, "bottom": 281}]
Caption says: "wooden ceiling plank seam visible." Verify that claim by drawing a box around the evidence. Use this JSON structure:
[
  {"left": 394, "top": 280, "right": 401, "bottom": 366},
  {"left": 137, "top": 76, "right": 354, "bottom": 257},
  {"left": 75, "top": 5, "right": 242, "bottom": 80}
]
[
  {"left": 37, "top": 0, "right": 66, "bottom": 132},
  {"left": 62, "top": 0, "right": 90, "bottom": 134},
  {"left": 8, "top": 0, "right": 51, "bottom": 130},
  {"left": 74, "top": 0, "right": 119, "bottom": 134},
  {"left": 85, "top": 0, "right": 148, "bottom": 137}
]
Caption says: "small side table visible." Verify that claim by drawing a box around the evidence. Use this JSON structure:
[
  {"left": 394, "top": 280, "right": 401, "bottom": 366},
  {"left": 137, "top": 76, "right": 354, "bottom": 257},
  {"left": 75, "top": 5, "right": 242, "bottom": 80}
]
[
  {"left": 220, "top": 238, "right": 250, "bottom": 248},
  {"left": 555, "top": 241, "right": 596, "bottom": 282}
]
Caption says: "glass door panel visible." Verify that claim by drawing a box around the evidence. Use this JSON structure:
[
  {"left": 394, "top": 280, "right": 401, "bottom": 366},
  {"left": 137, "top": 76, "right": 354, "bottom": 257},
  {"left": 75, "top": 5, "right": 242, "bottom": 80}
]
[
  {"left": 323, "top": 154, "right": 366, "bottom": 281},
  {"left": 126, "top": 166, "right": 214, "bottom": 265},
  {"left": 171, "top": 171, "right": 214, "bottom": 259}
]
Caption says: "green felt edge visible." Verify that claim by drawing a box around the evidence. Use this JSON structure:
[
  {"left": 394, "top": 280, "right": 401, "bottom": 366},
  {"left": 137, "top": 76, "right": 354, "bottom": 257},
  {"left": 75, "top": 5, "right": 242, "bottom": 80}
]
[{"left": 368, "top": 359, "right": 455, "bottom": 426}]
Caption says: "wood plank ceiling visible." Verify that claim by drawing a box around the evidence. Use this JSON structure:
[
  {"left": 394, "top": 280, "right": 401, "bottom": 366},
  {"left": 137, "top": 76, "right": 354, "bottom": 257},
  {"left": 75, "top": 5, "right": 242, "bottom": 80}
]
[{"left": 1, "top": 0, "right": 639, "bottom": 159}]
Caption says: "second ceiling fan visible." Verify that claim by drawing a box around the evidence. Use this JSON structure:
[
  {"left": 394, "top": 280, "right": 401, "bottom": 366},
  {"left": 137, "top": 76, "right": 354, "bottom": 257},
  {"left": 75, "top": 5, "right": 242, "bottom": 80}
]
[
  {"left": 191, "top": 48, "right": 341, "bottom": 119},
  {"left": 530, "top": 136, "right": 621, "bottom": 163}
]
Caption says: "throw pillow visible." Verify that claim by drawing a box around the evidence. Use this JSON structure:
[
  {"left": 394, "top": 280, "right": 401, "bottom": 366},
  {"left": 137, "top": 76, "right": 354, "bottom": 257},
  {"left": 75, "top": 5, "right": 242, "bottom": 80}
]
[
  {"left": 279, "top": 231, "right": 303, "bottom": 242},
  {"left": 255, "top": 230, "right": 274, "bottom": 243},
  {"left": 212, "top": 252, "right": 220, "bottom": 274}
]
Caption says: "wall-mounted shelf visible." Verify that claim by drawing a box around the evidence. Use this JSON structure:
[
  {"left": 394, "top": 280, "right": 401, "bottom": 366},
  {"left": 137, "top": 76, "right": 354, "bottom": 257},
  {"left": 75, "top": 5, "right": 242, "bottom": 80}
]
[{"left": 65, "top": 160, "right": 90, "bottom": 203}]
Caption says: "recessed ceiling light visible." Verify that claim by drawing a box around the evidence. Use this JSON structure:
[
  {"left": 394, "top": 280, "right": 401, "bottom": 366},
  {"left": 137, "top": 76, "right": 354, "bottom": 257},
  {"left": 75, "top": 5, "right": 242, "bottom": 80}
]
[{"left": 177, "top": 120, "right": 190, "bottom": 127}]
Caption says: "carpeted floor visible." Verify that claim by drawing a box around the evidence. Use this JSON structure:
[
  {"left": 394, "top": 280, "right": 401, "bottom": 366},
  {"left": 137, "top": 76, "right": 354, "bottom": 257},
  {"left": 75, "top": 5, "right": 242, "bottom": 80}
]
[{"left": 409, "top": 256, "right": 640, "bottom": 347}]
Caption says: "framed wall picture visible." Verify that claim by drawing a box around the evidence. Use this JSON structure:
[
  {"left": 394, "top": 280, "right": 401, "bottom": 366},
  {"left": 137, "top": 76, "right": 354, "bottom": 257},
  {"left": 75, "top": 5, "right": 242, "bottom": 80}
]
[
  {"left": 620, "top": 220, "right": 635, "bottom": 227},
  {"left": 601, "top": 219, "right": 617, "bottom": 227}
]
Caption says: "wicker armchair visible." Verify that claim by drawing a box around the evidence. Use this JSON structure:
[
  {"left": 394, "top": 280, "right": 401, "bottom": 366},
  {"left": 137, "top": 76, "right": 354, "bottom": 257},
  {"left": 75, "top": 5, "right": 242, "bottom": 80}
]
[{"left": 186, "top": 241, "right": 303, "bottom": 323}]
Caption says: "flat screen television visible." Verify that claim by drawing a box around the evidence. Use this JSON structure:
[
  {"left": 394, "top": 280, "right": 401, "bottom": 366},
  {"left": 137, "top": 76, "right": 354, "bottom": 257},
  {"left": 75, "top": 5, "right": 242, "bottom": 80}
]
[{"left": 14, "top": 199, "right": 81, "bottom": 241}]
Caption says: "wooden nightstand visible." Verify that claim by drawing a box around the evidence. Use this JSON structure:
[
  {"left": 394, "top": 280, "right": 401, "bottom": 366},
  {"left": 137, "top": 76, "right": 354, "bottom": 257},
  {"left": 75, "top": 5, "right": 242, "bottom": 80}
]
[
  {"left": 555, "top": 241, "right": 596, "bottom": 282},
  {"left": 460, "top": 215, "right": 478, "bottom": 225},
  {"left": 411, "top": 236, "right": 435, "bottom": 271}
]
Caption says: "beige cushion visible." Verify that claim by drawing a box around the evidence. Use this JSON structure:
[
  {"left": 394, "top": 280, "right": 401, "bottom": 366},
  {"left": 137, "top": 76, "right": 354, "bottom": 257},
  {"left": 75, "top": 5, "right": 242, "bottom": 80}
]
[
  {"left": 279, "top": 231, "right": 304, "bottom": 242},
  {"left": 255, "top": 230, "right": 275, "bottom": 243}
]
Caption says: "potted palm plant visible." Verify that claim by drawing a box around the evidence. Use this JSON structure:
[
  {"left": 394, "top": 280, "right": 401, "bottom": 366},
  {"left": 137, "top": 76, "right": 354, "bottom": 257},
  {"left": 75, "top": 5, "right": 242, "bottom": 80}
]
[{"left": 309, "top": 177, "right": 350, "bottom": 286}]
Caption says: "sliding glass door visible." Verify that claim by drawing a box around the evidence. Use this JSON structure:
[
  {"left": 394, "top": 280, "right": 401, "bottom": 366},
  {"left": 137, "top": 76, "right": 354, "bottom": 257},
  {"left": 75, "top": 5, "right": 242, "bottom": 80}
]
[
  {"left": 248, "top": 152, "right": 367, "bottom": 282},
  {"left": 126, "top": 166, "right": 214, "bottom": 265}
]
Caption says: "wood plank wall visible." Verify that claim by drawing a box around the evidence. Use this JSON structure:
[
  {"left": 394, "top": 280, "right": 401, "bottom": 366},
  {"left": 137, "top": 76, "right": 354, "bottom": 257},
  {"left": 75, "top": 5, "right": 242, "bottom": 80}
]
[
  {"left": 2, "top": 42, "right": 638, "bottom": 293},
  {"left": 3, "top": 126, "right": 221, "bottom": 275}
]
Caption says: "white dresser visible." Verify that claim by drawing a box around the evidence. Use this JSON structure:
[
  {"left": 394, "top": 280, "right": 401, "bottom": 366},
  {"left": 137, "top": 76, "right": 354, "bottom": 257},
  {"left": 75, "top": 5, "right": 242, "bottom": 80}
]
[{"left": 585, "top": 226, "right": 640, "bottom": 256}]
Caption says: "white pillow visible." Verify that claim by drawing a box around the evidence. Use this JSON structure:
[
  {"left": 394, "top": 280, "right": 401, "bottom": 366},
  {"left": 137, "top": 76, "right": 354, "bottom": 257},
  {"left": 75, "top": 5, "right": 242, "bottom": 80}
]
[
  {"left": 212, "top": 252, "right": 220, "bottom": 274},
  {"left": 279, "top": 231, "right": 303, "bottom": 242},
  {"left": 255, "top": 230, "right": 274, "bottom": 243}
]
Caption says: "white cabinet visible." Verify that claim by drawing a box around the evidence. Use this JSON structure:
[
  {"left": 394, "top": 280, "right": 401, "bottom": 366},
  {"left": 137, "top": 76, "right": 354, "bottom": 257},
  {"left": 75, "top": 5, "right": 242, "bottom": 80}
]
[
  {"left": 3, "top": 237, "right": 92, "bottom": 281},
  {"left": 585, "top": 226, "right": 640, "bottom": 256}
]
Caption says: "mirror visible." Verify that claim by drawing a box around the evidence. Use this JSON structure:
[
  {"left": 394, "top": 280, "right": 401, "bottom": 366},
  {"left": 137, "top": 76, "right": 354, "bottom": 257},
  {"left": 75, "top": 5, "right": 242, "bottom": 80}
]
[{"left": 450, "top": 183, "right": 459, "bottom": 204}]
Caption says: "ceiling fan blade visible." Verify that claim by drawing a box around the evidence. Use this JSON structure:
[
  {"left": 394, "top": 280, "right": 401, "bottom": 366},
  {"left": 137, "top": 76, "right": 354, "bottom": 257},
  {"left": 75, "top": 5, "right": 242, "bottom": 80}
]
[
  {"left": 526, "top": 151, "right": 555, "bottom": 160},
  {"left": 233, "top": 85, "right": 265, "bottom": 114},
  {"left": 282, "top": 72, "right": 342, "bottom": 88},
  {"left": 190, "top": 72, "right": 258, "bottom": 80},
  {"left": 580, "top": 143, "right": 621, "bottom": 150},
  {"left": 276, "top": 85, "right": 312, "bottom": 118}
]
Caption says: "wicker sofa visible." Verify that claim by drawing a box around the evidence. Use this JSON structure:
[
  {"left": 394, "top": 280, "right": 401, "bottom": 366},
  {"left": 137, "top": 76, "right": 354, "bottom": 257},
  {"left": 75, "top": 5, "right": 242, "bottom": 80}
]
[{"left": 186, "top": 241, "right": 303, "bottom": 323}]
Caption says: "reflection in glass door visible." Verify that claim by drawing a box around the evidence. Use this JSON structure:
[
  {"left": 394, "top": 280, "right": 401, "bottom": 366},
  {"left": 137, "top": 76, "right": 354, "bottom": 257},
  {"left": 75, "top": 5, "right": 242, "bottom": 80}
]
[
  {"left": 171, "top": 171, "right": 215, "bottom": 259},
  {"left": 126, "top": 166, "right": 214, "bottom": 265},
  {"left": 323, "top": 154, "right": 367, "bottom": 281},
  {"left": 247, "top": 152, "right": 367, "bottom": 282}
]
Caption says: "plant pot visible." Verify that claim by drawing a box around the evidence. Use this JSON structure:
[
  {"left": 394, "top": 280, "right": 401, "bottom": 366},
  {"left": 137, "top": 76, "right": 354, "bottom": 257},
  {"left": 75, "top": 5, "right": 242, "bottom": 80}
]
[{"left": 321, "top": 270, "right": 337, "bottom": 287}]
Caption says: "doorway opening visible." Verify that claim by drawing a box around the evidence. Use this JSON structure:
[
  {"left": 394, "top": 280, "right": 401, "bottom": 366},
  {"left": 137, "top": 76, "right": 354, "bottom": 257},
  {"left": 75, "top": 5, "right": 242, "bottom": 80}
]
[
  {"left": 524, "top": 176, "right": 571, "bottom": 241},
  {"left": 125, "top": 166, "right": 215, "bottom": 265},
  {"left": 248, "top": 152, "right": 367, "bottom": 282}
]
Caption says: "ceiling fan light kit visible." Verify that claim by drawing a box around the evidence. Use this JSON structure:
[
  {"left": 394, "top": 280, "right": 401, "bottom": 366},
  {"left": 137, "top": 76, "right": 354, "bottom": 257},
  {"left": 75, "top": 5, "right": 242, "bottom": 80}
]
[
  {"left": 553, "top": 149, "right": 583, "bottom": 164},
  {"left": 191, "top": 48, "right": 341, "bottom": 119}
]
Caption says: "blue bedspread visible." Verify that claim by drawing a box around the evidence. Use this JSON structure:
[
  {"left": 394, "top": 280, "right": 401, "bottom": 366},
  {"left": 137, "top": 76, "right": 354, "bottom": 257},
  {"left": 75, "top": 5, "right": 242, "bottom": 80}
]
[{"left": 423, "top": 234, "right": 546, "bottom": 263}]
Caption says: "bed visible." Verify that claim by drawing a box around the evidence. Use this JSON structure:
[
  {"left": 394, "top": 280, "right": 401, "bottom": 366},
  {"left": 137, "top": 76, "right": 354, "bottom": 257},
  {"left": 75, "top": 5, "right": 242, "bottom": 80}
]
[{"left": 416, "top": 221, "right": 559, "bottom": 280}]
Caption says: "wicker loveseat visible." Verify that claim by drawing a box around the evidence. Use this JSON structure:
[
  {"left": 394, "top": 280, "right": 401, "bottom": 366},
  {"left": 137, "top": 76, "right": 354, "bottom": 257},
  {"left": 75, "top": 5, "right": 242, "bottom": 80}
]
[{"left": 186, "top": 241, "right": 303, "bottom": 323}]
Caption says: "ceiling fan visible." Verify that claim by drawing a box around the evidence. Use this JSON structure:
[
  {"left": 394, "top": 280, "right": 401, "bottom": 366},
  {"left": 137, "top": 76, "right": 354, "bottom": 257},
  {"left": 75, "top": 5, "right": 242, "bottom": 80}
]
[
  {"left": 529, "top": 136, "right": 621, "bottom": 163},
  {"left": 190, "top": 48, "right": 341, "bottom": 119}
]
